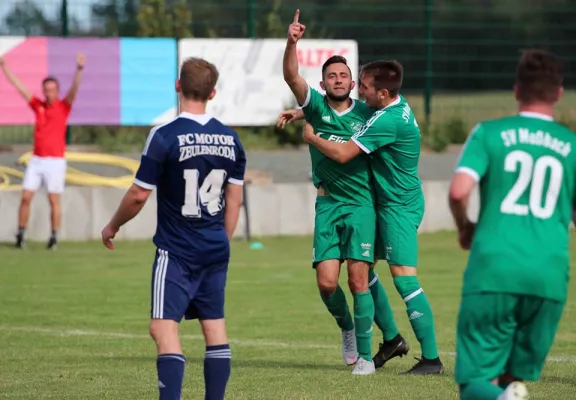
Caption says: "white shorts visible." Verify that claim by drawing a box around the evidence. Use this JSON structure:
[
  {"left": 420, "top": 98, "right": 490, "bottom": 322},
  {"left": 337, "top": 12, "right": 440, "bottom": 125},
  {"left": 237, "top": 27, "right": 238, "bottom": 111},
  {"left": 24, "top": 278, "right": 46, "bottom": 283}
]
[{"left": 22, "top": 156, "right": 67, "bottom": 194}]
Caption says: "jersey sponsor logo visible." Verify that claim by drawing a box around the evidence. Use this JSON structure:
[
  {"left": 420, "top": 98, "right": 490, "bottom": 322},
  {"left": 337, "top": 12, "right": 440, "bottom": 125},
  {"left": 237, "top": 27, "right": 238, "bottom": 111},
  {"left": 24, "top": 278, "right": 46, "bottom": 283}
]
[
  {"left": 327, "top": 134, "right": 347, "bottom": 143},
  {"left": 322, "top": 115, "right": 331, "bottom": 123},
  {"left": 501, "top": 128, "right": 571, "bottom": 157},
  {"left": 177, "top": 133, "right": 237, "bottom": 162}
]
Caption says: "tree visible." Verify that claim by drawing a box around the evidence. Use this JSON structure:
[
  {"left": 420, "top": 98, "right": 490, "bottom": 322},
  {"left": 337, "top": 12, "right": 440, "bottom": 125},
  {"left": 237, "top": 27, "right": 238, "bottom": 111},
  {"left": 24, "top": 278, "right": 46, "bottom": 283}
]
[
  {"left": 4, "top": 0, "right": 60, "bottom": 36},
  {"left": 137, "top": 0, "right": 192, "bottom": 38},
  {"left": 91, "top": 0, "right": 139, "bottom": 37}
]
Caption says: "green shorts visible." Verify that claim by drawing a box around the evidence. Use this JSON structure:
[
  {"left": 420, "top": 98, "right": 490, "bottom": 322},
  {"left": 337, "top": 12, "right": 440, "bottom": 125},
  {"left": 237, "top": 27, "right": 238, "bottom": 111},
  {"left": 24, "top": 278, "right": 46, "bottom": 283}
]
[
  {"left": 312, "top": 196, "right": 375, "bottom": 267},
  {"left": 376, "top": 192, "right": 424, "bottom": 266},
  {"left": 455, "top": 293, "right": 565, "bottom": 384}
]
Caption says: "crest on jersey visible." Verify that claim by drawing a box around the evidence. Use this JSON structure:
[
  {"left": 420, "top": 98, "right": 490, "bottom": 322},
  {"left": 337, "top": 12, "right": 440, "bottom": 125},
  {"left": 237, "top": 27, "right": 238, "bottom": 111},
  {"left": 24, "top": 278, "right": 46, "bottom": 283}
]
[{"left": 349, "top": 121, "right": 363, "bottom": 133}]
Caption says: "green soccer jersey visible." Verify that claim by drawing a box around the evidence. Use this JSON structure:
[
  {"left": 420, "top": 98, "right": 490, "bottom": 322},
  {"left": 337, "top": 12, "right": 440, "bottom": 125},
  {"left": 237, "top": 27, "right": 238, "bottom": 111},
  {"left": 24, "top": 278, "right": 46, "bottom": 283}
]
[
  {"left": 456, "top": 112, "right": 576, "bottom": 302},
  {"left": 351, "top": 95, "right": 422, "bottom": 205},
  {"left": 302, "top": 85, "right": 375, "bottom": 206}
]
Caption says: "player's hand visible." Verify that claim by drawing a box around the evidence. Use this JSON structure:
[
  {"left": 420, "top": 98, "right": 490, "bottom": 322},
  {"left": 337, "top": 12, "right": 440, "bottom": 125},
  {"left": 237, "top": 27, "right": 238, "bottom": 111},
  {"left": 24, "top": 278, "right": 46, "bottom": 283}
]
[
  {"left": 76, "top": 53, "right": 86, "bottom": 69},
  {"left": 0, "top": 56, "right": 5, "bottom": 67},
  {"left": 302, "top": 122, "right": 316, "bottom": 143},
  {"left": 287, "top": 9, "right": 306, "bottom": 44},
  {"left": 457, "top": 221, "right": 475, "bottom": 250},
  {"left": 101, "top": 223, "right": 118, "bottom": 250},
  {"left": 277, "top": 108, "right": 304, "bottom": 128}
]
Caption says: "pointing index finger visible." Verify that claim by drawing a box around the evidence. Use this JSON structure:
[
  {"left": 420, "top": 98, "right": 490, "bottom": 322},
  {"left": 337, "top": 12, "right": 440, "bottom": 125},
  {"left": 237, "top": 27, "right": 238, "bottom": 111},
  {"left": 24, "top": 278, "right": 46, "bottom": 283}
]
[{"left": 293, "top": 9, "right": 300, "bottom": 23}]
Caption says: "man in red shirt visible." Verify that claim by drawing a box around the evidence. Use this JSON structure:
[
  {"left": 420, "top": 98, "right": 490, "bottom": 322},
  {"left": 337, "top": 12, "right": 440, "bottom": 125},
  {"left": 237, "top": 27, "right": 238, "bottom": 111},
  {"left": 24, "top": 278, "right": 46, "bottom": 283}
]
[{"left": 0, "top": 54, "right": 85, "bottom": 249}]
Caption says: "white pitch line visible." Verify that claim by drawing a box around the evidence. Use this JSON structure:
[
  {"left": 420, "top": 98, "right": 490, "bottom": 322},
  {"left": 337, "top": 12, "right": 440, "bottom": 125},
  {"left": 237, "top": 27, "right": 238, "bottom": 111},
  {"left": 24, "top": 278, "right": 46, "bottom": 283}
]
[{"left": 1, "top": 326, "right": 575, "bottom": 364}]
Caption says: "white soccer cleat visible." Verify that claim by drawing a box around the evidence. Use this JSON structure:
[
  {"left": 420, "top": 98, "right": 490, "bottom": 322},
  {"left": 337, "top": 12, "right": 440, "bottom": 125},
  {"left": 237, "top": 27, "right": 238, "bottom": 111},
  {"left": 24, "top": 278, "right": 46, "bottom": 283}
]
[
  {"left": 341, "top": 329, "right": 358, "bottom": 366},
  {"left": 351, "top": 357, "right": 376, "bottom": 375},
  {"left": 497, "top": 382, "right": 529, "bottom": 400}
]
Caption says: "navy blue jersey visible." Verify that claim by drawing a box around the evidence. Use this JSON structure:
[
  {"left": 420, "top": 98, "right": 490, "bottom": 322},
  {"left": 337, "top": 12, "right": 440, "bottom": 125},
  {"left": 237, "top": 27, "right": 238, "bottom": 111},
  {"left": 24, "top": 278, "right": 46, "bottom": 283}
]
[{"left": 134, "top": 112, "right": 246, "bottom": 265}]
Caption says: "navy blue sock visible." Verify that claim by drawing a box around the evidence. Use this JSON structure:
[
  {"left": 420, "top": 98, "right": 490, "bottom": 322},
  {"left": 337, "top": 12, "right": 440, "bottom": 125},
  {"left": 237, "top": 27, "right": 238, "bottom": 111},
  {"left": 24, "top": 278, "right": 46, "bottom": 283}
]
[
  {"left": 204, "top": 344, "right": 231, "bottom": 400},
  {"left": 157, "top": 353, "right": 186, "bottom": 400}
]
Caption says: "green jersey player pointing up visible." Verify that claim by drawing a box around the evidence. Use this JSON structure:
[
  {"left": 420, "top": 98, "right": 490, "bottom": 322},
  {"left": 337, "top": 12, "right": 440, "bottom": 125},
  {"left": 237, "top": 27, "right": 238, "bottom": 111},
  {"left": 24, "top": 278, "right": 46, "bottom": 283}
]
[
  {"left": 449, "top": 50, "right": 574, "bottom": 400},
  {"left": 283, "top": 9, "right": 407, "bottom": 375},
  {"left": 303, "top": 60, "right": 443, "bottom": 375}
]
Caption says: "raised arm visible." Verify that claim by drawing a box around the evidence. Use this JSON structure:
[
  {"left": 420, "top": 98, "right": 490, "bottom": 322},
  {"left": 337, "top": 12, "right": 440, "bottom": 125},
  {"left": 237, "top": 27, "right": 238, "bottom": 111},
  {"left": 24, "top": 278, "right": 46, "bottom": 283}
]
[
  {"left": 65, "top": 54, "right": 86, "bottom": 105},
  {"left": 283, "top": 9, "right": 308, "bottom": 105},
  {"left": 0, "top": 57, "right": 32, "bottom": 102}
]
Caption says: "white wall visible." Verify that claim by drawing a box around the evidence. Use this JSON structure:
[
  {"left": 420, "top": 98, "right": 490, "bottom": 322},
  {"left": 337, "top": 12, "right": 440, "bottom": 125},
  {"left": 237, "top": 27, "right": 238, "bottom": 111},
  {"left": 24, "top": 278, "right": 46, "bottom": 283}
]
[{"left": 0, "top": 182, "right": 479, "bottom": 242}]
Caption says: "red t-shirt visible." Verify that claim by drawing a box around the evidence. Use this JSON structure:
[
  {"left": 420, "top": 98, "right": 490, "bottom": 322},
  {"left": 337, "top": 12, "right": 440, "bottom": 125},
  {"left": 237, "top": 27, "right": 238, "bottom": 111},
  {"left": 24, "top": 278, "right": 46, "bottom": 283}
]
[{"left": 29, "top": 96, "right": 72, "bottom": 158}]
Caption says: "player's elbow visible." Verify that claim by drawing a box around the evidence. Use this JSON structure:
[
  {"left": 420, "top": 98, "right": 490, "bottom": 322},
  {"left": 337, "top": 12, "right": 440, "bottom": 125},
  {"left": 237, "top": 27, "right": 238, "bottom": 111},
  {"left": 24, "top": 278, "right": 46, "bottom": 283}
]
[
  {"left": 448, "top": 183, "right": 469, "bottom": 204},
  {"left": 449, "top": 173, "right": 476, "bottom": 203},
  {"left": 225, "top": 184, "right": 243, "bottom": 207},
  {"left": 336, "top": 151, "right": 353, "bottom": 164},
  {"left": 129, "top": 184, "right": 151, "bottom": 204}
]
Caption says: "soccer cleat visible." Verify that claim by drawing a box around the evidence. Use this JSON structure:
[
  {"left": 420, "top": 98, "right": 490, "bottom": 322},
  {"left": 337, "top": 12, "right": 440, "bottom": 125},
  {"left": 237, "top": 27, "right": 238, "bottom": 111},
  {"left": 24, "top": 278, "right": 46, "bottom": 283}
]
[
  {"left": 400, "top": 357, "right": 444, "bottom": 375},
  {"left": 351, "top": 357, "right": 376, "bottom": 375},
  {"left": 47, "top": 236, "right": 58, "bottom": 250},
  {"left": 497, "top": 382, "right": 529, "bottom": 400},
  {"left": 341, "top": 329, "right": 358, "bottom": 366},
  {"left": 15, "top": 233, "right": 24, "bottom": 249},
  {"left": 373, "top": 335, "right": 409, "bottom": 368}
]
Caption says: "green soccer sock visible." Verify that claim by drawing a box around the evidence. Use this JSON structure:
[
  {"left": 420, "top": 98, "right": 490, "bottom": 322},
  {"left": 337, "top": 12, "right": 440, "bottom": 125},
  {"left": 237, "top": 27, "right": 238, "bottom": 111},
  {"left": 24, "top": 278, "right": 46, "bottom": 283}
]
[
  {"left": 393, "top": 276, "right": 439, "bottom": 360},
  {"left": 460, "top": 383, "right": 504, "bottom": 400},
  {"left": 368, "top": 268, "right": 399, "bottom": 341},
  {"left": 320, "top": 285, "right": 355, "bottom": 332},
  {"left": 353, "top": 291, "right": 375, "bottom": 361}
]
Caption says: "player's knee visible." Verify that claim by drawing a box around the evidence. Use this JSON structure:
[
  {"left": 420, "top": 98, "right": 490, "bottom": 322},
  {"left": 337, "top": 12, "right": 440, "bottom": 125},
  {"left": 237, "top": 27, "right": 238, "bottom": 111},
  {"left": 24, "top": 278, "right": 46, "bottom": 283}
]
[
  {"left": 20, "top": 191, "right": 34, "bottom": 205},
  {"left": 347, "top": 260, "right": 369, "bottom": 293},
  {"left": 200, "top": 318, "right": 228, "bottom": 346},
  {"left": 317, "top": 279, "right": 338, "bottom": 296},
  {"left": 389, "top": 264, "right": 417, "bottom": 277},
  {"left": 316, "top": 266, "right": 339, "bottom": 295},
  {"left": 348, "top": 275, "right": 368, "bottom": 293},
  {"left": 48, "top": 194, "right": 60, "bottom": 207},
  {"left": 149, "top": 319, "right": 180, "bottom": 353}
]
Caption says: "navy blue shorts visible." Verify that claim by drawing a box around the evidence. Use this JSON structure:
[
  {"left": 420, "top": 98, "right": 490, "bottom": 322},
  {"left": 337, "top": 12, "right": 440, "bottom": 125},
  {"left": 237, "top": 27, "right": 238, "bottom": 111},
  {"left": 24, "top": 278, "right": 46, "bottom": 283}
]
[{"left": 150, "top": 248, "right": 229, "bottom": 322}]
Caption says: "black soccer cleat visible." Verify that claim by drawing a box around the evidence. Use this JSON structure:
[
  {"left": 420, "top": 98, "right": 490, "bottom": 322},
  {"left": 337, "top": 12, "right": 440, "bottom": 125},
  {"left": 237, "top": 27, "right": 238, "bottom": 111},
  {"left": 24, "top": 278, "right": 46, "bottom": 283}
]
[
  {"left": 373, "top": 335, "right": 409, "bottom": 369},
  {"left": 400, "top": 357, "right": 444, "bottom": 375},
  {"left": 15, "top": 233, "right": 25, "bottom": 249},
  {"left": 47, "top": 236, "right": 58, "bottom": 250}
]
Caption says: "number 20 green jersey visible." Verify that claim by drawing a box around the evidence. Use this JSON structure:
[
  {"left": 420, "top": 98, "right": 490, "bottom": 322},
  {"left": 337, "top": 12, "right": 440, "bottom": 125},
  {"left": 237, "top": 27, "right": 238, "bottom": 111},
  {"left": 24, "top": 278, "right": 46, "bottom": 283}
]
[
  {"left": 301, "top": 86, "right": 375, "bottom": 206},
  {"left": 456, "top": 112, "right": 576, "bottom": 302}
]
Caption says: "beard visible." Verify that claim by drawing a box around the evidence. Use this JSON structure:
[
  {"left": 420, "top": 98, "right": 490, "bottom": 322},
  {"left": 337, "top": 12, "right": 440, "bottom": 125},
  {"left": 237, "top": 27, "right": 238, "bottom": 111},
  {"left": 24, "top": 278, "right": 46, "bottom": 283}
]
[{"left": 325, "top": 89, "right": 351, "bottom": 102}]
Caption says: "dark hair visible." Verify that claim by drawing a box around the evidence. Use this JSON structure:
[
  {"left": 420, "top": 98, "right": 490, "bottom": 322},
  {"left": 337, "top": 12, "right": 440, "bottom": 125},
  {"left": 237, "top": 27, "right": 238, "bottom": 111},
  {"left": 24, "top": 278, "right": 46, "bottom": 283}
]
[
  {"left": 42, "top": 76, "right": 59, "bottom": 87},
  {"left": 321, "top": 55, "right": 351, "bottom": 79},
  {"left": 360, "top": 60, "right": 403, "bottom": 96},
  {"left": 179, "top": 57, "right": 219, "bottom": 101},
  {"left": 516, "top": 49, "right": 564, "bottom": 104}
]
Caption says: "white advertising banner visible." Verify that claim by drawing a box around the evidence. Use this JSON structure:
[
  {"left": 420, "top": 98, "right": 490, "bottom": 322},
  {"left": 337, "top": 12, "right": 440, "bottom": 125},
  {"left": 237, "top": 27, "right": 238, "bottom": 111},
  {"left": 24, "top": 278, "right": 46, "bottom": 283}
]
[{"left": 176, "top": 39, "right": 359, "bottom": 126}]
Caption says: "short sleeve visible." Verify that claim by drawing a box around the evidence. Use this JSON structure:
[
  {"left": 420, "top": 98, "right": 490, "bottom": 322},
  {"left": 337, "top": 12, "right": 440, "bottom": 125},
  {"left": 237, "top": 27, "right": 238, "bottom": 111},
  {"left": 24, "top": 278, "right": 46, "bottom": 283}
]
[
  {"left": 228, "top": 134, "right": 246, "bottom": 186},
  {"left": 351, "top": 110, "right": 396, "bottom": 154},
  {"left": 300, "top": 85, "right": 324, "bottom": 119},
  {"left": 455, "top": 123, "right": 489, "bottom": 182},
  {"left": 134, "top": 126, "right": 169, "bottom": 190},
  {"left": 28, "top": 97, "right": 42, "bottom": 112}
]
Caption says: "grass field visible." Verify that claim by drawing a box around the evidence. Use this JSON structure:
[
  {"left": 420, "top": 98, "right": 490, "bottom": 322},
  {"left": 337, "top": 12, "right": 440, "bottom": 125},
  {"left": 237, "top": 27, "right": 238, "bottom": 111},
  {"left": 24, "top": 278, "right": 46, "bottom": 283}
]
[
  {"left": 405, "top": 90, "right": 576, "bottom": 129},
  {"left": 1, "top": 233, "right": 576, "bottom": 399}
]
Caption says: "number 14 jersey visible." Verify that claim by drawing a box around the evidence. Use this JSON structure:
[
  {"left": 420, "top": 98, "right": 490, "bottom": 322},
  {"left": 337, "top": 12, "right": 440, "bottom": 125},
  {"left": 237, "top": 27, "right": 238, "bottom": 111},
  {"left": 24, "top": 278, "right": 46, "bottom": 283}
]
[
  {"left": 134, "top": 112, "right": 246, "bottom": 266},
  {"left": 456, "top": 112, "right": 576, "bottom": 302}
]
